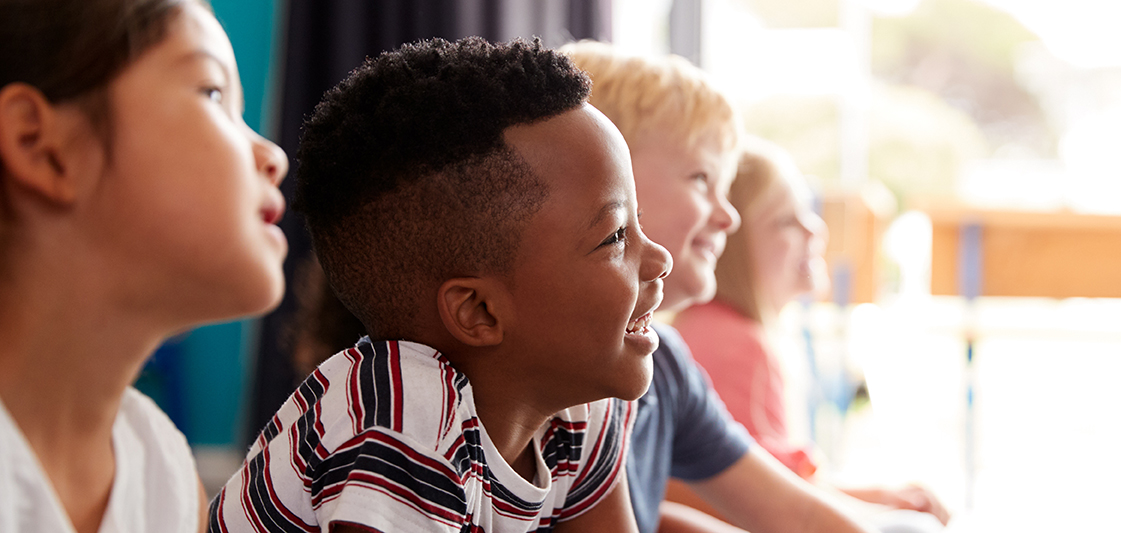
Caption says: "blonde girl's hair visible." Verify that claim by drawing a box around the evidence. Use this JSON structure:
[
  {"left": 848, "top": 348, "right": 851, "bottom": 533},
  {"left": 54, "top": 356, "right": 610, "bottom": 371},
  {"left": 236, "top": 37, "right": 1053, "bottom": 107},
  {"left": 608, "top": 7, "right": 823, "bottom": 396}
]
[
  {"left": 713, "top": 137, "right": 798, "bottom": 323},
  {"left": 559, "top": 40, "right": 739, "bottom": 153}
]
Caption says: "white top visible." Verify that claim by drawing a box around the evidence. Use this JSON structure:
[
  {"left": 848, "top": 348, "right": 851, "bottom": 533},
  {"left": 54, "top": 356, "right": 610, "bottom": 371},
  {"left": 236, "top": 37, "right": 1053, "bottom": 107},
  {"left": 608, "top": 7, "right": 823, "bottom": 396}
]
[
  {"left": 0, "top": 387, "right": 200, "bottom": 533},
  {"left": 212, "top": 338, "right": 634, "bottom": 532}
]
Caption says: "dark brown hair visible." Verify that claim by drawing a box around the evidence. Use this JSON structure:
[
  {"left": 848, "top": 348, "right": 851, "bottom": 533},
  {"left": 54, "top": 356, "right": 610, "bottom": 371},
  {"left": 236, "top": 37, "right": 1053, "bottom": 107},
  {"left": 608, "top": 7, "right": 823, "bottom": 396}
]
[
  {"left": 1, "top": 0, "right": 187, "bottom": 133},
  {"left": 296, "top": 37, "right": 591, "bottom": 340}
]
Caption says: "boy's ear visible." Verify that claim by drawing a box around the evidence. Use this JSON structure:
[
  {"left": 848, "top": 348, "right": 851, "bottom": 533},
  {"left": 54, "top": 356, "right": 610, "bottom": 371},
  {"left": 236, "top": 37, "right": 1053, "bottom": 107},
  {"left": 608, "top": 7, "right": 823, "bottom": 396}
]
[
  {"left": 436, "top": 277, "right": 508, "bottom": 347},
  {"left": 0, "top": 83, "right": 92, "bottom": 206}
]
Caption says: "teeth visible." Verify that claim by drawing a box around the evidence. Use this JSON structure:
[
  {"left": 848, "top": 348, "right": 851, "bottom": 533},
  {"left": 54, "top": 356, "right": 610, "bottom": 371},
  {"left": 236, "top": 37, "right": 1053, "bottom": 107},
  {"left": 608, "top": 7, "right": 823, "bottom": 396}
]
[{"left": 627, "top": 313, "right": 651, "bottom": 334}]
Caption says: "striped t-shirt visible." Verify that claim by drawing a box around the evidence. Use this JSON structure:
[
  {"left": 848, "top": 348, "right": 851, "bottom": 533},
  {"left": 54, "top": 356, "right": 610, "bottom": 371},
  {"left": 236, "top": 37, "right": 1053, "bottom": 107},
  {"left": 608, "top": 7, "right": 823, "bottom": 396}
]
[{"left": 210, "top": 338, "right": 634, "bottom": 532}]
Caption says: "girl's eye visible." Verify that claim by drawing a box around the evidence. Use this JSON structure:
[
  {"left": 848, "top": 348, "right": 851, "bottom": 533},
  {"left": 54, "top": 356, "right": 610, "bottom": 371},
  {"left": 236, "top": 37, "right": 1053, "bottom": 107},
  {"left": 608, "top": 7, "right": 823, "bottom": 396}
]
[
  {"left": 203, "top": 87, "right": 223, "bottom": 103},
  {"left": 601, "top": 227, "right": 628, "bottom": 247}
]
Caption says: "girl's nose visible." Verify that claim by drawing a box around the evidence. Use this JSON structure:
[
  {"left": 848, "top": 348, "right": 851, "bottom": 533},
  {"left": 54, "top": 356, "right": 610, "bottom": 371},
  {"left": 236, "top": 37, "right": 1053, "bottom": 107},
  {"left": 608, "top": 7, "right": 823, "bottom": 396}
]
[{"left": 254, "top": 133, "right": 288, "bottom": 186}]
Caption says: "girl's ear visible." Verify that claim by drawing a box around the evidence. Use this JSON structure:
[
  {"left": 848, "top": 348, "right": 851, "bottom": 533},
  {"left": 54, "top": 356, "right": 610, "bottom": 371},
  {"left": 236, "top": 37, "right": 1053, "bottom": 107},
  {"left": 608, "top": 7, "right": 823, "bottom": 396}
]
[
  {"left": 436, "top": 277, "right": 508, "bottom": 347},
  {"left": 0, "top": 83, "right": 95, "bottom": 206}
]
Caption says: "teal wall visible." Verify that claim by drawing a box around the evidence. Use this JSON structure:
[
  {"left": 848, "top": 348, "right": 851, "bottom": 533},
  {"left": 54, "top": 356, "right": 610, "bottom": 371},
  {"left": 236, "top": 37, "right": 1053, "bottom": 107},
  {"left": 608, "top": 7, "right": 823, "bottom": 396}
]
[{"left": 135, "top": 0, "right": 283, "bottom": 447}]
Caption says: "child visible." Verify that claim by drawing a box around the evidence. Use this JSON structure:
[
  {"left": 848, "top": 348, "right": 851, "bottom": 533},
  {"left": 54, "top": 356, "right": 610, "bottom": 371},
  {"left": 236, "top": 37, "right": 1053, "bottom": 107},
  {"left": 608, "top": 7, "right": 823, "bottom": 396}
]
[
  {"left": 210, "top": 37, "right": 672, "bottom": 532},
  {"left": 0, "top": 0, "right": 288, "bottom": 531},
  {"left": 675, "top": 139, "right": 950, "bottom": 530},
  {"left": 562, "top": 41, "right": 877, "bottom": 533}
]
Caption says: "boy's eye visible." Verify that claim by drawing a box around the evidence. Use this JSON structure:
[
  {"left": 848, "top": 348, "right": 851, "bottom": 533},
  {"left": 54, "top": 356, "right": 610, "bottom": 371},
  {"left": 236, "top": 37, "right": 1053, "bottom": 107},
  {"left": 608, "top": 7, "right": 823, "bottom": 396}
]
[
  {"left": 600, "top": 226, "right": 628, "bottom": 247},
  {"left": 691, "top": 172, "right": 711, "bottom": 190}
]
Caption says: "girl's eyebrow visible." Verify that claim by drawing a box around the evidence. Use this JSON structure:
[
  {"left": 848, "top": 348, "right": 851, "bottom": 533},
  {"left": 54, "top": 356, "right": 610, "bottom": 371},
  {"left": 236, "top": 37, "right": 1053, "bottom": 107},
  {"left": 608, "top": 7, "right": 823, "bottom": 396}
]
[{"left": 178, "top": 49, "right": 245, "bottom": 114}]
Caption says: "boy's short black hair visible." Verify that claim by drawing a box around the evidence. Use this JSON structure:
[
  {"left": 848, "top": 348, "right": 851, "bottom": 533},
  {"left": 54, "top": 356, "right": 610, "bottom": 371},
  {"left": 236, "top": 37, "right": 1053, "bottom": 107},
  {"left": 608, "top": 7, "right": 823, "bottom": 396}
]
[{"left": 295, "top": 37, "right": 591, "bottom": 340}]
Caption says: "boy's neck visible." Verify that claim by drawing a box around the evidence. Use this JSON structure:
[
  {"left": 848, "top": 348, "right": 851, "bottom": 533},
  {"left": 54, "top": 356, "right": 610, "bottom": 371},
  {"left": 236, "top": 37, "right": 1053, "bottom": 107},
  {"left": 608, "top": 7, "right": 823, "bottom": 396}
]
[
  {"left": 471, "top": 383, "right": 551, "bottom": 483},
  {"left": 428, "top": 340, "right": 554, "bottom": 484}
]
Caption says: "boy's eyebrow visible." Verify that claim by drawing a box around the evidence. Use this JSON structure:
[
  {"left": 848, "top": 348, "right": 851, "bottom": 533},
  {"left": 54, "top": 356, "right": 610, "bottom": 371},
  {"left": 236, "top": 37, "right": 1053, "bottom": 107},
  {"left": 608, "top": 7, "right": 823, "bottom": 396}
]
[{"left": 588, "top": 201, "right": 625, "bottom": 231}]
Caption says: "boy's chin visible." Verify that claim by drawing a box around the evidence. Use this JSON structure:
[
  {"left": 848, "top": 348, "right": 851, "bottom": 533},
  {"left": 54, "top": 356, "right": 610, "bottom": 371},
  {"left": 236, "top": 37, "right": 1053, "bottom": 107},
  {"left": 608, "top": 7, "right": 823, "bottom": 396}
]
[{"left": 611, "top": 357, "right": 655, "bottom": 402}]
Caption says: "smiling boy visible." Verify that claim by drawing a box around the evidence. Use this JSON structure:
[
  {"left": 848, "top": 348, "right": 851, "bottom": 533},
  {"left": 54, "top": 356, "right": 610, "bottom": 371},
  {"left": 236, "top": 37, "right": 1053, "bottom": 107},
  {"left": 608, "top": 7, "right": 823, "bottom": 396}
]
[
  {"left": 210, "top": 37, "right": 671, "bottom": 532},
  {"left": 563, "top": 41, "right": 877, "bottom": 533}
]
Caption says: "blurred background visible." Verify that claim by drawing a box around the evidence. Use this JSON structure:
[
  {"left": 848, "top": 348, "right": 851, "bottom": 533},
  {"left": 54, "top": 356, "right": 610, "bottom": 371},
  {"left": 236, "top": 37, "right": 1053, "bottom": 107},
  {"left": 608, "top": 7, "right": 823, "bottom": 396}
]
[{"left": 142, "top": 1, "right": 1121, "bottom": 530}]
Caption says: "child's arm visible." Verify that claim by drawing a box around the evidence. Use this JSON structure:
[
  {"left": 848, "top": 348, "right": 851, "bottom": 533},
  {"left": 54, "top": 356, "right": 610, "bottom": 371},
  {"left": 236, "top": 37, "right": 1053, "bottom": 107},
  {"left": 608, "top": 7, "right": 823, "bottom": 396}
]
[
  {"left": 684, "top": 448, "right": 877, "bottom": 533},
  {"left": 197, "top": 477, "right": 208, "bottom": 533},
  {"left": 552, "top": 473, "right": 640, "bottom": 533}
]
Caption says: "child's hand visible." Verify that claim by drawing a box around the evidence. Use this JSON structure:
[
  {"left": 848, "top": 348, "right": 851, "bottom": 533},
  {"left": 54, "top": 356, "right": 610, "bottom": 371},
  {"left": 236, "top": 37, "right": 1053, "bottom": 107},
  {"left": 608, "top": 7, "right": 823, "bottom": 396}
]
[{"left": 881, "top": 484, "right": 951, "bottom": 525}]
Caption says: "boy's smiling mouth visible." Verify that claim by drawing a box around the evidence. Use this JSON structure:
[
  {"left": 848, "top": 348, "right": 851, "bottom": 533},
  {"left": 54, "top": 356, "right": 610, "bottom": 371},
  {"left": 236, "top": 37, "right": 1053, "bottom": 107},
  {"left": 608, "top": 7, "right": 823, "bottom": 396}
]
[{"left": 626, "top": 312, "right": 653, "bottom": 335}]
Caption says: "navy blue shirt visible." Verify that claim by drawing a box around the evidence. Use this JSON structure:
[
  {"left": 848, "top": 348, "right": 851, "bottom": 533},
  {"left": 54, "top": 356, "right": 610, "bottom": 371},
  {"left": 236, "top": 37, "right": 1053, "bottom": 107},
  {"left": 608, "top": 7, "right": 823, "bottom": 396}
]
[{"left": 627, "top": 323, "right": 754, "bottom": 533}]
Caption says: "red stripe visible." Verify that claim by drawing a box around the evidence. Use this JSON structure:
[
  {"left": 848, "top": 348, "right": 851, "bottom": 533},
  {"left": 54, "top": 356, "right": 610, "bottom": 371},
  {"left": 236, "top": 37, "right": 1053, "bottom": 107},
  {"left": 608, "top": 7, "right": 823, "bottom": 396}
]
[
  {"left": 312, "top": 429, "right": 464, "bottom": 508},
  {"left": 238, "top": 460, "right": 267, "bottom": 532},
  {"left": 439, "top": 363, "right": 452, "bottom": 441},
  {"left": 560, "top": 401, "right": 633, "bottom": 519},
  {"left": 491, "top": 495, "right": 541, "bottom": 519},
  {"left": 213, "top": 488, "right": 230, "bottom": 533},
  {"left": 443, "top": 433, "right": 465, "bottom": 461},
  {"left": 257, "top": 444, "right": 319, "bottom": 531},
  {"left": 339, "top": 472, "right": 466, "bottom": 525},
  {"left": 568, "top": 403, "right": 603, "bottom": 489},
  {"left": 435, "top": 352, "right": 458, "bottom": 441},
  {"left": 389, "top": 342, "right": 404, "bottom": 433},
  {"left": 346, "top": 347, "right": 363, "bottom": 436}
]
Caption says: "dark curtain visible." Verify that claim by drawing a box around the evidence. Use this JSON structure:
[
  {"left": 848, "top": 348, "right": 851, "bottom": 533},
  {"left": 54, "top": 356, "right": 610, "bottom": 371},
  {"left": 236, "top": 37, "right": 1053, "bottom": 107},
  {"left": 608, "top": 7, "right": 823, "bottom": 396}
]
[{"left": 248, "top": 0, "right": 612, "bottom": 443}]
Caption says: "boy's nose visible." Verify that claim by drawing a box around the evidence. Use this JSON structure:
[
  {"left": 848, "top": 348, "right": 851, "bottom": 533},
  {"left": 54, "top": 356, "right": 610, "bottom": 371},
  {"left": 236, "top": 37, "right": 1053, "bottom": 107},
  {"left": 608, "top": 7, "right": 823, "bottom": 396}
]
[{"left": 641, "top": 237, "right": 673, "bottom": 283}]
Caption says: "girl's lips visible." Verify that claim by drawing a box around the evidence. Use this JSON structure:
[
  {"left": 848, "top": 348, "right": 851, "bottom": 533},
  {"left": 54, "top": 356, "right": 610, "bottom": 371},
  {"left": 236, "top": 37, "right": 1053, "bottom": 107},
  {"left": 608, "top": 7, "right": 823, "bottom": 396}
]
[{"left": 261, "top": 194, "right": 286, "bottom": 225}]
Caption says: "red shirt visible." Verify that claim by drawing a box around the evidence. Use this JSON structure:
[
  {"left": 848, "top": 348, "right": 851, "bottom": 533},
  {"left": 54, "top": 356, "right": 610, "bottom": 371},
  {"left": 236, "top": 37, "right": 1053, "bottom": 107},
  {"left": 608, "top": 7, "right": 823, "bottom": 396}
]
[{"left": 675, "top": 300, "right": 818, "bottom": 479}]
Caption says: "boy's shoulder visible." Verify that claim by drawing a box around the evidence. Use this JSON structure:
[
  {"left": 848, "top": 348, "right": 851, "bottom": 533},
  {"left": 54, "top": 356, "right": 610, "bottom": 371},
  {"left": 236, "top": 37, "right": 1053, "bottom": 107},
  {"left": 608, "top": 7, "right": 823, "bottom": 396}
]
[
  {"left": 261, "top": 339, "right": 468, "bottom": 457},
  {"left": 211, "top": 338, "right": 636, "bottom": 532}
]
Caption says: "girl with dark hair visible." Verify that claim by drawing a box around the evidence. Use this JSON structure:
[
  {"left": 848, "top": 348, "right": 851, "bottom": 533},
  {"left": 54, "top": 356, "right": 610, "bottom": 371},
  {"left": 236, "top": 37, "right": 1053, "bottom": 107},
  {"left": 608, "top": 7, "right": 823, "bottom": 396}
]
[{"left": 0, "top": 0, "right": 288, "bottom": 531}]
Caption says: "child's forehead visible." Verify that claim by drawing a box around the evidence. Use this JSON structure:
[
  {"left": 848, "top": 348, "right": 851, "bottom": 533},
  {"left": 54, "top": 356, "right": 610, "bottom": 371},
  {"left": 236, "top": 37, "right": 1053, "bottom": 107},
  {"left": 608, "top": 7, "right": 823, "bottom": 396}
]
[{"left": 636, "top": 120, "right": 735, "bottom": 151}]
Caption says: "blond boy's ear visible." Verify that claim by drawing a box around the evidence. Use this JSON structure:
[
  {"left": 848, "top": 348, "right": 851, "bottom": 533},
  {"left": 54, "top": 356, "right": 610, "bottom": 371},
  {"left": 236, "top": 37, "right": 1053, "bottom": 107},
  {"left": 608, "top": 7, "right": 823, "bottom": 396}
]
[
  {"left": 436, "top": 277, "right": 508, "bottom": 347},
  {"left": 0, "top": 83, "right": 95, "bottom": 207}
]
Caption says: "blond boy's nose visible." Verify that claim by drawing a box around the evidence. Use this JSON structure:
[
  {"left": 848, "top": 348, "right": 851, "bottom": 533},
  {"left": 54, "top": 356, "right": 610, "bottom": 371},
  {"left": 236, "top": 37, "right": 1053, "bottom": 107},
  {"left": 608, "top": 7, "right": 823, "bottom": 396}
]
[{"left": 714, "top": 194, "right": 741, "bottom": 233}]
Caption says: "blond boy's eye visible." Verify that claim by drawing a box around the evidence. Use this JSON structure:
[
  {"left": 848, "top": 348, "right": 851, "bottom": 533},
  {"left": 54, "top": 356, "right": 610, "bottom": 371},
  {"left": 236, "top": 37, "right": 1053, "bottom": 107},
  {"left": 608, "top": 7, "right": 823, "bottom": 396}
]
[{"left": 203, "top": 87, "right": 223, "bottom": 103}]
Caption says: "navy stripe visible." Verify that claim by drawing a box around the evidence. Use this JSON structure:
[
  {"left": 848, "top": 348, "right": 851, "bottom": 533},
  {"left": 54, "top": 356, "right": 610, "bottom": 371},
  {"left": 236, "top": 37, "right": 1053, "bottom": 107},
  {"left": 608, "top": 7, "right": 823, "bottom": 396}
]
[
  {"left": 448, "top": 426, "right": 483, "bottom": 477},
  {"left": 206, "top": 488, "right": 224, "bottom": 533},
  {"left": 360, "top": 341, "right": 392, "bottom": 429},
  {"left": 541, "top": 425, "right": 583, "bottom": 473},
  {"left": 292, "top": 372, "right": 330, "bottom": 474},
  {"left": 243, "top": 450, "right": 314, "bottom": 533},
  {"left": 313, "top": 432, "right": 468, "bottom": 516},
  {"left": 563, "top": 401, "right": 624, "bottom": 507}
]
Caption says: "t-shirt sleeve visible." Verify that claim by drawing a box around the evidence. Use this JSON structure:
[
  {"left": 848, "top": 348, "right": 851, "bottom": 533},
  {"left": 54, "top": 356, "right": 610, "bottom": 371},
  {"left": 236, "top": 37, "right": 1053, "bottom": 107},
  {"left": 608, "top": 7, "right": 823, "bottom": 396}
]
[
  {"left": 210, "top": 426, "right": 466, "bottom": 533},
  {"left": 655, "top": 324, "right": 753, "bottom": 481},
  {"left": 557, "top": 397, "right": 635, "bottom": 521}
]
